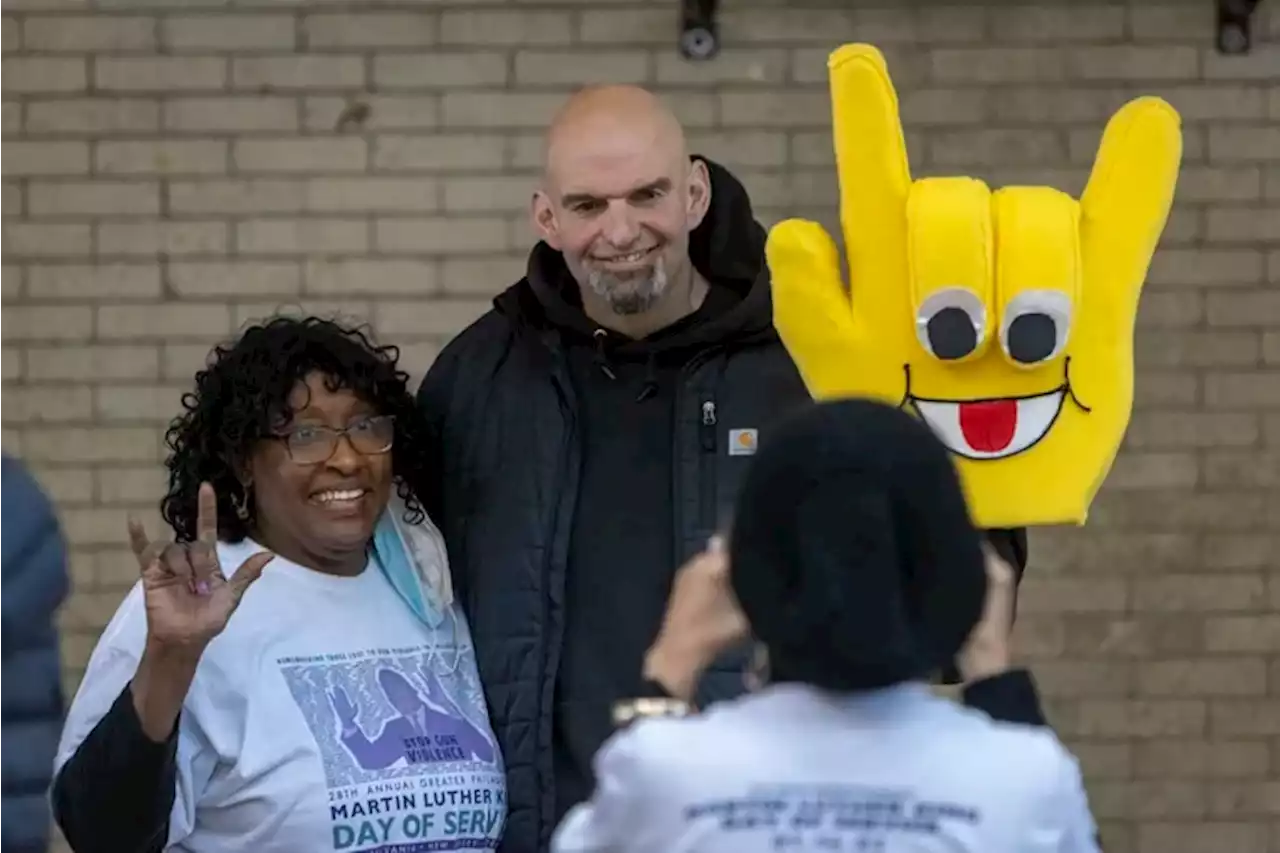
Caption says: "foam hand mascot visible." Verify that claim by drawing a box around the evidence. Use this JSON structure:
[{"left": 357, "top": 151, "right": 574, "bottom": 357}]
[{"left": 766, "top": 44, "right": 1182, "bottom": 529}]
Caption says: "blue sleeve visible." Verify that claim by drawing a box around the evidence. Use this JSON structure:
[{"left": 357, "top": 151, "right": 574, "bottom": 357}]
[{"left": 1, "top": 456, "right": 72, "bottom": 853}]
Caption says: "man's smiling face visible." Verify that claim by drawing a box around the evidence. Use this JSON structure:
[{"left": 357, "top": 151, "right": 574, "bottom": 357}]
[{"left": 530, "top": 85, "right": 711, "bottom": 320}]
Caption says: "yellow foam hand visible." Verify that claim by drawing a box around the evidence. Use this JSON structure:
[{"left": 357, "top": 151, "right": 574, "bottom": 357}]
[{"left": 766, "top": 44, "right": 1182, "bottom": 528}]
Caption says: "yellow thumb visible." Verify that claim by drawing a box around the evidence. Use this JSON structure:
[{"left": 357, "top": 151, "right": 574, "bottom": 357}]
[{"left": 766, "top": 220, "right": 864, "bottom": 399}]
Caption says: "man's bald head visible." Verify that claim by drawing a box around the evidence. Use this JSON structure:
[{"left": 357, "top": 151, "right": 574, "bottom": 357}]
[
  {"left": 531, "top": 84, "right": 713, "bottom": 332},
  {"left": 542, "top": 85, "right": 689, "bottom": 187}
]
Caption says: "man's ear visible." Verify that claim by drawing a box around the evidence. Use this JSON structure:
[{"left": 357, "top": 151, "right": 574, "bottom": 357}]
[
  {"left": 686, "top": 158, "right": 712, "bottom": 231},
  {"left": 531, "top": 190, "right": 562, "bottom": 250}
]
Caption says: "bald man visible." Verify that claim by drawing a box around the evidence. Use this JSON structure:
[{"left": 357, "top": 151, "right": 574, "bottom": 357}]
[{"left": 417, "top": 86, "right": 1029, "bottom": 853}]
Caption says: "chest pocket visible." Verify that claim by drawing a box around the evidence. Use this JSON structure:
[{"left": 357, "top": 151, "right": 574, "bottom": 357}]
[
  {"left": 687, "top": 348, "right": 812, "bottom": 553},
  {"left": 683, "top": 392, "right": 768, "bottom": 558}
]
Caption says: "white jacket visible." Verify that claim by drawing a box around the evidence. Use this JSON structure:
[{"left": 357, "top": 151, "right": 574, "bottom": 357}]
[{"left": 552, "top": 682, "right": 1100, "bottom": 853}]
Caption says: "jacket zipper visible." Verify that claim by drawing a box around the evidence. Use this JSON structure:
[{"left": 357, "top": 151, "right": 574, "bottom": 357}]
[
  {"left": 700, "top": 399, "right": 718, "bottom": 451},
  {"left": 699, "top": 397, "right": 718, "bottom": 529},
  {"left": 673, "top": 347, "right": 725, "bottom": 570}
]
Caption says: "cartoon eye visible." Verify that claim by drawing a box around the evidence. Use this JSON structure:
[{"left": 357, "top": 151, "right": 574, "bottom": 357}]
[
  {"left": 915, "top": 288, "right": 988, "bottom": 361},
  {"left": 1001, "top": 290, "right": 1072, "bottom": 367}
]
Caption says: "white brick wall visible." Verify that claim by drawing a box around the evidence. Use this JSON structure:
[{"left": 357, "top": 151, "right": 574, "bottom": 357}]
[{"left": 3, "top": 3, "right": 1279, "bottom": 850}]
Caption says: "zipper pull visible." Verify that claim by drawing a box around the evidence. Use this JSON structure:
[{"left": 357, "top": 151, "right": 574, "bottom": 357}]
[{"left": 700, "top": 400, "right": 717, "bottom": 451}]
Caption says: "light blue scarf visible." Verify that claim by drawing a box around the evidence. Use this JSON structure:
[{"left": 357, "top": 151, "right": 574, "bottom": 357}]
[{"left": 370, "top": 495, "right": 453, "bottom": 630}]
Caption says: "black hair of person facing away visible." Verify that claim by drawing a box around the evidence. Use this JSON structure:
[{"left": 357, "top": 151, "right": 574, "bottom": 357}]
[
  {"left": 160, "top": 315, "right": 436, "bottom": 545},
  {"left": 729, "top": 397, "right": 989, "bottom": 691}
]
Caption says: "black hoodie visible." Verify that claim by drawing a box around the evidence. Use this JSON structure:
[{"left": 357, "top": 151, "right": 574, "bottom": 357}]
[
  {"left": 503, "top": 157, "right": 1029, "bottom": 824},
  {"left": 415, "top": 157, "right": 1028, "bottom": 852},
  {"left": 514, "top": 159, "right": 779, "bottom": 820}
]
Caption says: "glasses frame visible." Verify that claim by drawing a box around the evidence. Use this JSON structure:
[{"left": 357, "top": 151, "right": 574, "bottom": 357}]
[{"left": 273, "top": 414, "right": 396, "bottom": 466}]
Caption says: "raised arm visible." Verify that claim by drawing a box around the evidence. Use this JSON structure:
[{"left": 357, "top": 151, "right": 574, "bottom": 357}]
[{"left": 53, "top": 484, "right": 272, "bottom": 853}]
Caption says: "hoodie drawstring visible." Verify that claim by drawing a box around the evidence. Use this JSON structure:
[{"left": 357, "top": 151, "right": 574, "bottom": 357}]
[
  {"left": 594, "top": 328, "right": 660, "bottom": 403},
  {"left": 635, "top": 354, "right": 658, "bottom": 403},
  {"left": 593, "top": 329, "right": 617, "bottom": 381}
]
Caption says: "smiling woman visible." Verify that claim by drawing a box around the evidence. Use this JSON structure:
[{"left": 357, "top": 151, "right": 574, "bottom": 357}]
[
  {"left": 159, "top": 319, "right": 428, "bottom": 574},
  {"left": 50, "top": 316, "right": 506, "bottom": 853}
]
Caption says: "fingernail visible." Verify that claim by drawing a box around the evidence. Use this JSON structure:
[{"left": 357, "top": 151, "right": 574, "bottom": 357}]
[
  {"left": 196, "top": 580, "right": 211, "bottom": 595},
  {"left": 707, "top": 535, "right": 725, "bottom": 553}
]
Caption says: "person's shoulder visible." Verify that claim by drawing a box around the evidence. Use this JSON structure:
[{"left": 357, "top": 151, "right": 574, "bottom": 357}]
[
  {"left": 951, "top": 702, "right": 1079, "bottom": 780},
  {"left": 596, "top": 693, "right": 764, "bottom": 780},
  {"left": 431, "top": 304, "right": 514, "bottom": 370},
  {"left": 416, "top": 305, "right": 516, "bottom": 408},
  {"left": 0, "top": 456, "right": 66, "bottom": 578},
  {"left": 590, "top": 713, "right": 707, "bottom": 795},
  {"left": 1, "top": 455, "right": 58, "bottom": 525},
  {"left": 720, "top": 334, "right": 811, "bottom": 416}
]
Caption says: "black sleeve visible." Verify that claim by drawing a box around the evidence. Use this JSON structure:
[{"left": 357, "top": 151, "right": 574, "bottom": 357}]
[
  {"left": 52, "top": 685, "right": 177, "bottom": 853},
  {"left": 960, "top": 668, "right": 1047, "bottom": 727}
]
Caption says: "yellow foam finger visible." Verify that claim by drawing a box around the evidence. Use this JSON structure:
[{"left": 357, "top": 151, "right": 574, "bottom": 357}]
[
  {"left": 827, "top": 44, "right": 912, "bottom": 312},
  {"left": 766, "top": 219, "right": 864, "bottom": 400},
  {"left": 1079, "top": 96, "right": 1182, "bottom": 336},
  {"left": 907, "top": 177, "right": 995, "bottom": 364},
  {"left": 992, "top": 186, "right": 1081, "bottom": 370}
]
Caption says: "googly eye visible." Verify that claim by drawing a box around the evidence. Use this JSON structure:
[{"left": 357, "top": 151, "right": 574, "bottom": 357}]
[
  {"left": 1001, "top": 290, "right": 1072, "bottom": 367},
  {"left": 915, "top": 288, "right": 988, "bottom": 361}
]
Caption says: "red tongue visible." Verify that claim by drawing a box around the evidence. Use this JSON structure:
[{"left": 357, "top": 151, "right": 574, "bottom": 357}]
[{"left": 958, "top": 400, "right": 1018, "bottom": 453}]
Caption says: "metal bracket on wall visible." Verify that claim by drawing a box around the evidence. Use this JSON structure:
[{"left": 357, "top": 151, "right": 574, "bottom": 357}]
[
  {"left": 679, "top": 0, "right": 720, "bottom": 61},
  {"left": 1216, "top": 0, "right": 1262, "bottom": 54}
]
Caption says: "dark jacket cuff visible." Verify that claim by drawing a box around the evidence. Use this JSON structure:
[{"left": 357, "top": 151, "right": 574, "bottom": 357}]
[{"left": 960, "top": 668, "right": 1048, "bottom": 728}]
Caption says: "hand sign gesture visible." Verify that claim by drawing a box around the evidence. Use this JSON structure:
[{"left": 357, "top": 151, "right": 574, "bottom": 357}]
[
  {"left": 765, "top": 44, "right": 1182, "bottom": 529},
  {"left": 129, "top": 482, "right": 274, "bottom": 654}
]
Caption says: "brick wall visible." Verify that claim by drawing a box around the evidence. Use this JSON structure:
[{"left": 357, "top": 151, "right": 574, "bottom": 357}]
[{"left": 2, "top": 1, "right": 1278, "bottom": 850}]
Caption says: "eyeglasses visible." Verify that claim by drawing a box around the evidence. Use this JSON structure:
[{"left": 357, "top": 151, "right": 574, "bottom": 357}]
[{"left": 275, "top": 415, "right": 396, "bottom": 465}]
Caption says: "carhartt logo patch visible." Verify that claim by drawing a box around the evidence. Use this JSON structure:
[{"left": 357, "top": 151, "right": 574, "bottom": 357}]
[{"left": 728, "top": 428, "right": 758, "bottom": 456}]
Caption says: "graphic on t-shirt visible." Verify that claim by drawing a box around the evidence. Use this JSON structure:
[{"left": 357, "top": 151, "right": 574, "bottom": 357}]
[
  {"left": 330, "top": 668, "right": 497, "bottom": 769},
  {"left": 278, "top": 636, "right": 505, "bottom": 853}
]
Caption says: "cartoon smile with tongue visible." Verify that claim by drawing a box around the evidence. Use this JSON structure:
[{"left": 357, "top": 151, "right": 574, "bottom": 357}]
[{"left": 764, "top": 44, "right": 1182, "bottom": 529}]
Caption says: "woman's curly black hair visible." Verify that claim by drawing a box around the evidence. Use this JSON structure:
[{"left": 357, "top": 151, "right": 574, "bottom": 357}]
[{"left": 160, "top": 315, "right": 437, "bottom": 544}]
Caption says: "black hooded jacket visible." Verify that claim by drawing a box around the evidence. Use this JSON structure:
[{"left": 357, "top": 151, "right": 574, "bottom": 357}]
[
  {"left": 417, "top": 159, "right": 808, "bottom": 853},
  {"left": 417, "top": 159, "right": 1028, "bottom": 853}
]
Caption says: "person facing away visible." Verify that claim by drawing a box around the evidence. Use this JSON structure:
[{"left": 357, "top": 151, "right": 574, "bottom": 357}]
[
  {"left": 1, "top": 455, "right": 71, "bottom": 853},
  {"left": 52, "top": 317, "right": 505, "bottom": 853},
  {"left": 552, "top": 398, "right": 1101, "bottom": 853},
  {"left": 417, "top": 83, "right": 1030, "bottom": 853}
]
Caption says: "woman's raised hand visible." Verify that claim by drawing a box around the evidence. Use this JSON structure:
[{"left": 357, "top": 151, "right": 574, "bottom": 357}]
[{"left": 127, "top": 482, "right": 273, "bottom": 655}]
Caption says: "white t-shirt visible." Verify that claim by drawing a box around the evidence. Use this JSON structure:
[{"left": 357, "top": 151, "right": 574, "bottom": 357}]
[
  {"left": 56, "top": 538, "right": 507, "bottom": 853},
  {"left": 553, "top": 682, "right": 1100, "bottom": 853}
]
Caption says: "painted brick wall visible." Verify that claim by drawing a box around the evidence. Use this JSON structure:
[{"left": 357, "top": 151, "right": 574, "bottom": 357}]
[{"left": 2, "top": 2, "right": 1278, "bottom": 851}]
